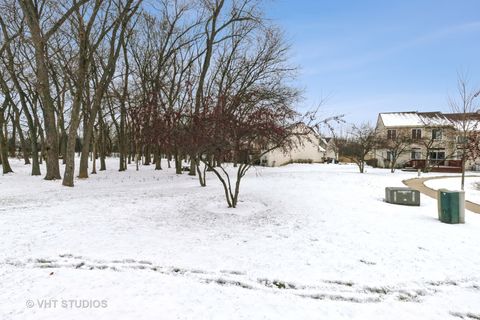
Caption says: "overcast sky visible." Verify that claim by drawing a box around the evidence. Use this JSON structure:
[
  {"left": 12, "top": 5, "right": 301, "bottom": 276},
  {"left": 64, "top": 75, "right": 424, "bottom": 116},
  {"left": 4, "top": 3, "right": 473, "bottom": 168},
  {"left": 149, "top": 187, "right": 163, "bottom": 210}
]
[{"left": 265, "top": 0, "right": 480, "bottom": 125}]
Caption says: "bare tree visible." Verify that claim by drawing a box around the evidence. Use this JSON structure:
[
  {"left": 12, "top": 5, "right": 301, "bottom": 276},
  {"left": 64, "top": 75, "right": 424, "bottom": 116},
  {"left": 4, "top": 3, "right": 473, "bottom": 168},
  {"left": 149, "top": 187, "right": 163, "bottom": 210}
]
[
  {"left": 63, "top": 0, "right": 112, "bottom": 186},
  {"left": 448, "top": 73, "right": 480, "bottom": 190},
  {"left": 377, "top": 128, "right": 412, "bottom": 173},
  {"left": 188, "top": 0, "right": 260, "bottom": 177},
  {"left": 0, "top": 8, "right": 42, "bottom": 175},
  {"left": 0, "top": 22, "right": 19, "bottom": 174},
  {"left": 63, "top": 0, "right": 141, "bottom": 186},
  {"left": 19, "top": 0, "right": 91, "bottom": 180},
  {"left": 344, "top": 123, "right": 377, "bottom": 173},
  {"left": 0, "top": 97, "right": 13, "bottom": 174},
  {"left": 324, "top": 121, "right": 346, "bottom": 162},
  {"left": 195, "top": 26, "right": 306, "bottom": 207}
]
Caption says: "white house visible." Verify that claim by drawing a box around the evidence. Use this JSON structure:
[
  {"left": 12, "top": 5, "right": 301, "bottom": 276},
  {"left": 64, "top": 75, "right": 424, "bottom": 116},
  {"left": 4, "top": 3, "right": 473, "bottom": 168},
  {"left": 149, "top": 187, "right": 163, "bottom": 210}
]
[
  {"left": 320, "top": 137, "right": 339, "bottom": 162},
  {"left": 260, "top": 131, "right": 326, "bottom": 167}
]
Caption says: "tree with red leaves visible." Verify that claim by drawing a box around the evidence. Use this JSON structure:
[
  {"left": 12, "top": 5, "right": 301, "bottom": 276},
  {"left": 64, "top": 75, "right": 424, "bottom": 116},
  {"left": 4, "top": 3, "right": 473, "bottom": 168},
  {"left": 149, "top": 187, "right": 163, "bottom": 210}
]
[
  {"left": 126, "top": 1, "right": 341, "bottom": 208},
  {"left": 189, "top": 26, "right": 338, "bottom": 207}
]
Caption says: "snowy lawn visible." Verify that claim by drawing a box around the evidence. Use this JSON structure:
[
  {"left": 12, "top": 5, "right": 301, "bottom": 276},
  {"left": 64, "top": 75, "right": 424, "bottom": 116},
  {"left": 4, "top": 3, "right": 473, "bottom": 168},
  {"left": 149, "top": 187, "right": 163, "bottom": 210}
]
[
  {"left": 1, "top": 159, "right": 480, "bottom": 320},
  {"left": 425, "top": 176, "right": 480, "bottom": 204}
]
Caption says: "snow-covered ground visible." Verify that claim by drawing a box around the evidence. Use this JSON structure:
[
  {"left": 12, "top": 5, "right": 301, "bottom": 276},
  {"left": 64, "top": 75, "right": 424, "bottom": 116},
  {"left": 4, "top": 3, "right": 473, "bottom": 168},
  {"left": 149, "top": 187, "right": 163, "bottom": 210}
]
[
  {"left": 1, "top": 159, "right": 480, "bottom": 320},
  {"left": 425, "top": 176, "right": 480, "bottom": 205}
]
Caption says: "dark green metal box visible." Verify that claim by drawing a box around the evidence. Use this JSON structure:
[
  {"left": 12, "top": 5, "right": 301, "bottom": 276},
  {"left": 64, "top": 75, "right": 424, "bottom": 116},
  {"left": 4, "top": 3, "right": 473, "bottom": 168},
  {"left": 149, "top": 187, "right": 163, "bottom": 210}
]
[
  {"left": 437, "top": 189, "right": 465, "bottom": 224},
  {"left": 385, "top": 187, "right": 420, "bottom": 206}
]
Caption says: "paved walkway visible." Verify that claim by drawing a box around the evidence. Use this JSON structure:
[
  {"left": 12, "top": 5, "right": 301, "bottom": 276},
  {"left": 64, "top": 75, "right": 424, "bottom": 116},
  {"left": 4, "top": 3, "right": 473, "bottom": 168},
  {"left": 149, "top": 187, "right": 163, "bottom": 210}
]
[{"left": 403, "top": 175, "right": 480, "bottom": 214}]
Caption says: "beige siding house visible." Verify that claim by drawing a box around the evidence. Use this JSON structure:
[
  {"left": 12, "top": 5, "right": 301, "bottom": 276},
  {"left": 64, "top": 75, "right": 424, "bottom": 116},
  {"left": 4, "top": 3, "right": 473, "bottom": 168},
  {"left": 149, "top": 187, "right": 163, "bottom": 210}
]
[
  {"left": 260, "top": 131, "right": 326, "bottom": 167},
  {"left": 375, "top": 111, "right": 480, "bottom": 172}
]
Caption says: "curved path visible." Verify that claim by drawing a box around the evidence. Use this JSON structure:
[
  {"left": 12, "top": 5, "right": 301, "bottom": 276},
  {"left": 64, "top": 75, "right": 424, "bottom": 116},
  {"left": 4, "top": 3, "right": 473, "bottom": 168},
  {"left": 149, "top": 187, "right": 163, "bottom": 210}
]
[{"left": 403, "top": 175, "right": 480, "bottom": 214}]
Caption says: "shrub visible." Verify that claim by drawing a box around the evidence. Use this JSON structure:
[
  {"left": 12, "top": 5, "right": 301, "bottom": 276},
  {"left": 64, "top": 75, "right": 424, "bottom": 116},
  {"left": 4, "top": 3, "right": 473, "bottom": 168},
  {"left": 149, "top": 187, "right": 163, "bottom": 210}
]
[
  {"left": 366, "top": 158, "right": 378, "bottom": 168},
  {"left": 291, "top": 159, "right": 313, "bottom": 164}
]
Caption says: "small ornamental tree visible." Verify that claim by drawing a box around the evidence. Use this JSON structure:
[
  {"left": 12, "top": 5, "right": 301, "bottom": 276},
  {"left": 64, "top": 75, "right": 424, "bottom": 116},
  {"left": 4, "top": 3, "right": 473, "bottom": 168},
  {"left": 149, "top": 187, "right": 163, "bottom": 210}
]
[
  {"left": 196, "top": 92, "right": 301, "bottom": 208},
  {"left": 343, "top": 123, "right": 377, "bottom": 173},
  {"left": 378, "top": 128, "right": 412, "bottom": 173},
  {"left": 448, "top": 73, "right": 480, "bottom": 190}
]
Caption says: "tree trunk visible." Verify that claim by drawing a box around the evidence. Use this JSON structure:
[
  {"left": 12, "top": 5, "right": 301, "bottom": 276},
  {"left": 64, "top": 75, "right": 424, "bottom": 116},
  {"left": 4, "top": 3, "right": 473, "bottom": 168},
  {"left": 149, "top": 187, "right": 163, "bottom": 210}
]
[
  {"left": 100, "top": 153, "right": 106, "bottom": 171},
  {"left": 390, "top": 159, "right": 396, "bottom": 173},
  {"left": 232, "top": 179, "right": 241, "bottom": 208},
  {"left": 206, "top": 154, "right": 214, "bottom": 171},
  {"left": 37, "top": 123, "right": 45, "bottom": 165},
  {"left": 30, "top": 135, "right": 41, "bottom": 176},
  {"left": 9, "top": 113, "right": 16, "bottom": 157},
  {"left": 62, "top": 84, "right": 86, "bottom": 186},
  {"left": 128, "top": 141, "right": 132, "bottom": 164},
  {"left": 144, "top": 145, "right": 151, "bottom": 165},
  {"left": 99, "top": 125, "right": 106, "bottom": 171},
  {"left": 29, "top": 112, "right": 41, "bottom": 175},
  {"left": 175, "top": 152, "right": 182, "bottom": 174},
  {"left": 154, "top": 147, "right": 162, "bottom": 170},
  {"left": 78, "top": 118, "right": 95, "bottom": 178},
  {"left": 62, "top": 121, "right": 81, "bottom": 186},
  {"left": 34, "top": 38, "right": 61, "bottom": 180},
  {"left": 13, "top": 114, "right": 30, "bottom": 165},
  {"left": 118, "top": 103, "right": 127, "bottom": 171},
  {"left": 189, "top": 156, "right": 196, "bottom": 176},
  {"left": 0, "top": 112, "right": 13, "bottom": 174},
  {"left": 196, "top": 163, "right": 207, "bottom": 187},
  {"left": 60, "top": 132, "right": 67, "bottom": 165},
  {"left": 135, "top": 150, "right": 139, "bottom": 171},
  {"left": 91, "top": 128, "right": 97, "bottom": 174}
]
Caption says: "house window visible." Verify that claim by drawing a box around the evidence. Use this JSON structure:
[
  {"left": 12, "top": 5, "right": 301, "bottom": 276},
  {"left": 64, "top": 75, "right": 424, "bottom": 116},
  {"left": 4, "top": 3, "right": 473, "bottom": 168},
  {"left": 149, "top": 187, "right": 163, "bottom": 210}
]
[
  {"left": 429, "top": 151, "right": 445, "bottom": 161},
  {"left": 387, "top": 129, "right": 397, "bottom": 140},
  {"left": 412, "top": 129, "right": 422, "bottom": 140},
  {"left": 410, "top": 149, "right": 422, "bottom": 160},
  {"left": 455, "top": 150, "right": 463, "bottom": 160},
  {"left": 386, "top": 151, "right": 395, "bottom": 161},
  {"left": 456, "top": 135, "right": 468, "bottom": 144},
  {"left": 432, "top": 129, "right": 442, "bottom": 140}
]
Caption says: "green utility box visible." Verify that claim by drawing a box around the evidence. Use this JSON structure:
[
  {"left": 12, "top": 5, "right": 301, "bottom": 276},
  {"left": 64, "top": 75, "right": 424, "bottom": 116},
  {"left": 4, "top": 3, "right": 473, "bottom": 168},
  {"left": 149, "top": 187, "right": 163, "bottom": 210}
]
[
  {"left": 385, "top": 187, "right": 420, "bottom": 206},
  {"left": 437, "top": 189, "right": 465, "bottom": 224}
]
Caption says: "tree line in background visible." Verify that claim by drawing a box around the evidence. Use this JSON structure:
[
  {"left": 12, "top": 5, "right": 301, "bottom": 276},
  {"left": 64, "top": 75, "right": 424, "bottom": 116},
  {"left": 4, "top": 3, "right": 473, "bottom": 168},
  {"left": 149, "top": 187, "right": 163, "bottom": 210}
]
[
  {"left": 0, "top": 0, "right": 334, "bottom": 207},
  {"left": 2, "top": 0, "right": 476, "bottom": 204}
]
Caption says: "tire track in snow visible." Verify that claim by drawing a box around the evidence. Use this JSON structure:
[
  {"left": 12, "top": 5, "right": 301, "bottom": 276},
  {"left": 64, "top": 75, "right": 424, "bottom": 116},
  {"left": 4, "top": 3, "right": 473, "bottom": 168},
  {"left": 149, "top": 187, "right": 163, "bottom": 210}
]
[{"left": 3, "top": 254, "right": 479, "bottom": 304}]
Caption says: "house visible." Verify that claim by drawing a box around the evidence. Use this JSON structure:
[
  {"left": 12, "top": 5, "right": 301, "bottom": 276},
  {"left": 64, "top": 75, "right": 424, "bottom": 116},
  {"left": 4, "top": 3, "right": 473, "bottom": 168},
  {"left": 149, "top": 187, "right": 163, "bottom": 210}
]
[
  {"left": 320, "top": 137, "right": 339, "bottom": 162},
  {"left": 260, "top": 129, "right": 326, "bottom": 167},
  {"left": 374, "top": 111, "right": 480, "bottom": 172}
]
